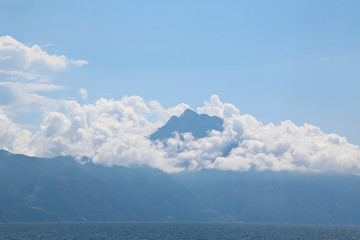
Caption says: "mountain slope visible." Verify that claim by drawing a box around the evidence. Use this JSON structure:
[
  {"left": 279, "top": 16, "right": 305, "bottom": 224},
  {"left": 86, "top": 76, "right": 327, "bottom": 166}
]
[
  {"left": 82, "top": 162, "right": 203, "bottom": 221},
  {"left": 0, "top": 150, "right": 203, "bottom": 222},
  {"left": 0, "top": 150, "right": 141, "bottom": 222},
  {"left": 172, "top": 170, "right": 360, "bottom": 225}
]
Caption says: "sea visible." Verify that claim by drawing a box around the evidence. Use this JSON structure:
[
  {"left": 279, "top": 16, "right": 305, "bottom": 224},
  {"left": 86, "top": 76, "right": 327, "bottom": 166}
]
[{"left": 1, "top": 223, "right": 360, "bottom": 240}]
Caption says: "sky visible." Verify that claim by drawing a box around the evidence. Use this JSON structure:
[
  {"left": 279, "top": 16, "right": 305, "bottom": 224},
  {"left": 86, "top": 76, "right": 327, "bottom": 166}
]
[{"left": 0, "top": 1, "right": 359, "bottom": 173}]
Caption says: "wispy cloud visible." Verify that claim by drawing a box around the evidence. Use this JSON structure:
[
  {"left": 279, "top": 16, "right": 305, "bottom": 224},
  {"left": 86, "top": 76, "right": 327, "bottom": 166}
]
[
  {"left": 320, "top": 56, "right": 330, "bottom": 61},
  {"left": 0, "top": 81, "right": 64, "bottom": 92},
  {"left": 39, "top": 43, "right": 54, "bottom": 48},
  {"left": 71, "top": 59, "right": 88, "bottom": 67}
]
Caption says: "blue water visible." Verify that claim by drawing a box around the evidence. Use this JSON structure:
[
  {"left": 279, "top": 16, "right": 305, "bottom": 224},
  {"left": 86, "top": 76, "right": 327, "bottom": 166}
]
[{"left": 1, "top": 223, "right": 360, "bottom": 239}]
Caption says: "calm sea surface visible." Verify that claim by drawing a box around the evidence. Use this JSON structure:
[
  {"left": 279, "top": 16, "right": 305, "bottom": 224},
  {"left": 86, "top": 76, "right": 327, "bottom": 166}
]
[{"left": 1, "top": 223, "right": 360, "bottom": 240}]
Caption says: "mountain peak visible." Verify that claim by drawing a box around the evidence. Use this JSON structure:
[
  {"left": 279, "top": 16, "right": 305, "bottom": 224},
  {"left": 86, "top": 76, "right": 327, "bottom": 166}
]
[
  {"left": 180, "top": 108, "right": 198, "bottom": 118},
  {"left": 150, "top": 109, "right": 223, "bottom": 141}
]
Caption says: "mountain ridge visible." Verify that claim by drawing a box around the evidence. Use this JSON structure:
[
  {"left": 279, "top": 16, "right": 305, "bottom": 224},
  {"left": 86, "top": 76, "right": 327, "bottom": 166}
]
[
  {"left": 2, "top": 149, "right": 360, "bottom": 224},
  {"left": 0, "top": 151, "right": 204, "bottom": 222}
]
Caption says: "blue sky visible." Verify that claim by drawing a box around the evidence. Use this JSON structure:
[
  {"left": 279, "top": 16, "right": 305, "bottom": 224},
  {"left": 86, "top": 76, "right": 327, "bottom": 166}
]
[{"left": 1, "top": 0, "right": 360, "bottom": 147}]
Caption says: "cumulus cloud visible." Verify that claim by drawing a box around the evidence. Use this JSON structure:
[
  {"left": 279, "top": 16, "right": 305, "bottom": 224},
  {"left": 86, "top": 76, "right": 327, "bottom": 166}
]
[
  {"left": 196, "top": 97, "right": 360, "bottom": 174},
  {"left": 26, "top": 96, "right": 186, "bottom": 173},
  {"left": 0, "top": 108, "right": 32, "bottom": 154},
  {"left": 0, "top": 35, "right": 86, "bottom": 94},
  {"left": 0, "top": 93, "right": 359, "bottom": 174},
  {"left": 0, "top": 35, "right": 87, "bottom": 79}
]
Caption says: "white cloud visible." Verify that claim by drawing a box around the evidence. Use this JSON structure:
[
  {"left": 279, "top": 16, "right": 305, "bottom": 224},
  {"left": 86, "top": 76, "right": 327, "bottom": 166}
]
[
  {"left": 0, "top": 69, "right": 37, "bottom": 80},
  {"left": 71, "top": 59, "right": 88, "bottom": 67},
  {"left": 0, "top": 108, "right": 32, "bottom": 154},
  {"left": 78, "top": 88, "right": 88, "bottom": 100},
  {"left": 0, "top": 81, "right": 64, "bottom": 92},
  {"left": 0, "top": 35, "right": 87, "bottom": 78},
  {"left": 0, "top": 81, "right": 65, "bottom": 117}
]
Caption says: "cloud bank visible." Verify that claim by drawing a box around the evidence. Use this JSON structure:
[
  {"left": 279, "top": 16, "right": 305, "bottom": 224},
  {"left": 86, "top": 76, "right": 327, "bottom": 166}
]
[
  {"left": 0, "top": 36, "right": 359, "bottom": 174},
  {"left": 0, "top": 94, "right": 359, "bottom": 174}
]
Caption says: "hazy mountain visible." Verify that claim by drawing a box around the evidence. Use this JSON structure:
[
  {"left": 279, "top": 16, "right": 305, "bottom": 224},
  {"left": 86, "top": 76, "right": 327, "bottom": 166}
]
[
  {"left": 150, "top": 108, "right": 223, "bottom": 141},
  {"left": 0, "top": 150, "right": 203, "bottom": 222},
  {"left": 0, "top": 150, "right": 141, "bottom": 222},
  {"left": 82, "top": 162, "right": 203, "bottom": 221},
  {"left": 2, "top": 149, "right": 360, "bottom": 224},
  {"left": 173, "top": 170, "right": 360, "bottom": 225}
]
